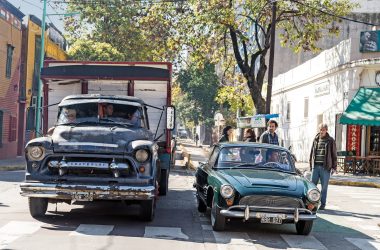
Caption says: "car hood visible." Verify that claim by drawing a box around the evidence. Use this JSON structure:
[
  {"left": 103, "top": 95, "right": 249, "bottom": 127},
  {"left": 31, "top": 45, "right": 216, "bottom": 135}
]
[
  {"left": 216, "top": 169, "right": 299, "bottom": 191},
  {"left": 52, "top": 125, "right": 152, "bottom": 154}
]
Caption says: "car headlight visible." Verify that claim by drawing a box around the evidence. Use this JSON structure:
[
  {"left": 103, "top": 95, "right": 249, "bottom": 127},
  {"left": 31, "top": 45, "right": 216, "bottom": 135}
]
[
  {"left": 307, "top": 189, "right": 321, "bottom": 202},
  {"left": 135, "top": 149, "right": 149, "bottom": 163},
  {"left": 27, "top": 146, "right": 45, "bottom": 161},
  {"left": 220, "top": 184, "right": 234, "bottom": 199}
]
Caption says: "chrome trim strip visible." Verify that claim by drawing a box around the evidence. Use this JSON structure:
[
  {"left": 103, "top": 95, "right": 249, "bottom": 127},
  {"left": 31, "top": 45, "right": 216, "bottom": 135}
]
[
  {"left": 20, "top": 183, "right": 155, "bottom": 200},
  {"left": 220, "top": 205, "right": 317, "bottom": 221},
  {"left": 58, "top": 142, "right": 119, "bottom": 148}
]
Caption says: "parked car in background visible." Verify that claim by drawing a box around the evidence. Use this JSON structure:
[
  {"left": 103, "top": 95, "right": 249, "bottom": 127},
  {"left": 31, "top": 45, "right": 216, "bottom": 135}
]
[
  {"left": 194, "top": 142, "right": 320, "bottom": 234},
  {"left": 177, "top": 128, "right": 188, "bottom": 139}
]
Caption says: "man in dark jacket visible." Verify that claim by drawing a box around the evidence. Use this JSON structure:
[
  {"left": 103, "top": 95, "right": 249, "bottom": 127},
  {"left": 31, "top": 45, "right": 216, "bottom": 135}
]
[
  {"left": 309, "top": 123, "right": 337, "bottom": 210},
  {"left": 259, "top": 119, "right": 279, "bottom": 145}
]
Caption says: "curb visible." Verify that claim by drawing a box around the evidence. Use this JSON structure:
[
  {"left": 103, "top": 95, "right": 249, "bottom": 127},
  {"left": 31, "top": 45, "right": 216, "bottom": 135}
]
[
  {"left": 178, "top": 145, "right": 198, "bottom": 171},
  {"left": 329, "top": 179, "right": 380, "bottom": 189},
  {"left": 0, "top": 165, "right": 25, "bottom": 171}
]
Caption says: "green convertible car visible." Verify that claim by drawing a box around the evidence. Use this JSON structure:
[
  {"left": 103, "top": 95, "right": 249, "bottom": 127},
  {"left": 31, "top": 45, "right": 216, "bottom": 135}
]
[{"left": 194, "top": 142, "right": 320, "bottom": 234}]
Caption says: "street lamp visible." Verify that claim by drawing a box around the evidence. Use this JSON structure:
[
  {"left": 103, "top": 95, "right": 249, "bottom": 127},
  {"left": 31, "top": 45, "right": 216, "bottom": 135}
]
[{"left": 35, "top": 0, "right": 79, "bottom": 136}]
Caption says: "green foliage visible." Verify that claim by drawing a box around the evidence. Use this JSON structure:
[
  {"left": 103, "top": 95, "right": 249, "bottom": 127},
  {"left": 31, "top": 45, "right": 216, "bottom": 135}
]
[
  {"left": 216, "top": 85, "right": 254, "bottom": 116},
  {"left": 67, "top": 39, "right": 125, "bottom": 61},
  {"left": 174, "top": 62, "right": 220, "bottom": 127}
]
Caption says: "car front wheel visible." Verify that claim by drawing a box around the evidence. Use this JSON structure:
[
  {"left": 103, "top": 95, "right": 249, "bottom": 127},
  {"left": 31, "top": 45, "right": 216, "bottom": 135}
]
[
  {"left": 296, "top": 220, "right": 314, "bottom": 235},
  {"left": 211, "top": 196, "right": 225, "bottom": 231},
  {"left": 28, "top": 197, "right": 48, "bottom": 218},
  {"left": 197, "top": 196, "right": 207, "bottom": 213}
]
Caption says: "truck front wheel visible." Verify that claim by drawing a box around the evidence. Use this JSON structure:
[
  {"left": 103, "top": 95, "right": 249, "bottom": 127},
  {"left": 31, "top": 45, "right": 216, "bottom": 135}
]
[
  {"left": 28, "top": 197, "right": 48, "bottom": 218},
  {"left": 158, "top": 169, "right": 169, "bottom": 196},
  {"left": 140, "top": 199, "right": 155, "bottom": 221}
]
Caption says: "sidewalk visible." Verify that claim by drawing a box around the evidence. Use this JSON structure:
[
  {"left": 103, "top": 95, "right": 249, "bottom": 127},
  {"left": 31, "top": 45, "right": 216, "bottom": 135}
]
[
  {"left": 179, "top": 141, "right": 380, "bottom": 189},
  {"left": 0, "top": 156, "right": 26, "bottom": 171}
]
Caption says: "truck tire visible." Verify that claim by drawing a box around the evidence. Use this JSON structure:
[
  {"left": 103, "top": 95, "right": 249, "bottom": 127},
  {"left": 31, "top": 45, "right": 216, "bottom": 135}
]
[
  {"left": 158, "top": 169, "right": 169, "bottom": 196},
  {"left": 28, "top": 197, "right": 48, "bottom": 218},
  {"left": 140, "top": 199, "right": 155, "bottom": 221}
]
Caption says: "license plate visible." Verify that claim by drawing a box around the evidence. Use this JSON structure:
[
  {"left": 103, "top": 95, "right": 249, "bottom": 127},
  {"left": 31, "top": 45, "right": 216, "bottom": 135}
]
[
  {"left": 260, "top": 216, "right": 282, "bottom": 224},
  {"left": 72, "top": 192, "right": 94, "bottom": 201}
]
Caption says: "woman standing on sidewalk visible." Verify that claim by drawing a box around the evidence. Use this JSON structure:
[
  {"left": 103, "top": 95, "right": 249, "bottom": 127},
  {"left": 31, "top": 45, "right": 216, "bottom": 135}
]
[
  {"left": 219, "top": 126, "right": 233, "bottom": 142},
  {"left": 243, "top": 128, "right": 256, "bottom": 142}
]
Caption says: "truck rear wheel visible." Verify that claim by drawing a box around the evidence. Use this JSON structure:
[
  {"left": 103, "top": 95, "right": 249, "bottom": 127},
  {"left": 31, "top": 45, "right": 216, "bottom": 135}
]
[
  {"left": 158, "top": 169, "right": 169, "bottom": 196},
  {"left": 28, "top": 197, "right": 48, "bottom": 218}
]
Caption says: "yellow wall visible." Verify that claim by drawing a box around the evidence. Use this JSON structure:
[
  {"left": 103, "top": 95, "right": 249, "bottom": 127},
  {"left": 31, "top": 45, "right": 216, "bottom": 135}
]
[
  {"left": 25, "top": 17, "right": 67, "bottom": 106},
  {"left": 0, "top": 18, "right": 22, "bottom": 98}
]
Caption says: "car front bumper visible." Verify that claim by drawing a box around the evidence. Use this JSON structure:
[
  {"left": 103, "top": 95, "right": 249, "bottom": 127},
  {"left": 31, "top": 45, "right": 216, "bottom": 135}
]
[
  {"left": 20, "top": 182, "right": 155, "bottom": 201},
  {"left": 220, "top": 205, "right": 317, "bottom": 222}
]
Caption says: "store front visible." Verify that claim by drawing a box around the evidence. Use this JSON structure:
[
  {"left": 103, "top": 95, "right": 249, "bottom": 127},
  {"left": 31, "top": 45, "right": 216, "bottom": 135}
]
[{"left": 340, "top": 87, "right": 380, "bottom": 156}]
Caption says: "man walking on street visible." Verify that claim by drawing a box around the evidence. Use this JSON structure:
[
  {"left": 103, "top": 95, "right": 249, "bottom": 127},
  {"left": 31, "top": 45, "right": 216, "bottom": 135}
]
[
  {"left": 195, "top": 133, "right": 199, "bottom": 146},
  {"left": 309, "top": 123, "right": 337, "bottom": 210},
  {"left": 259, "top": 120, "right": 279, "bottom": 145}
]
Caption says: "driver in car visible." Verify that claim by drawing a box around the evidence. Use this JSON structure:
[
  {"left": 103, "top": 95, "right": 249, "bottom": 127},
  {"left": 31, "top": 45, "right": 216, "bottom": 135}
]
[{"left": 266, "top": 150, "right": 280, "bottom": 163}]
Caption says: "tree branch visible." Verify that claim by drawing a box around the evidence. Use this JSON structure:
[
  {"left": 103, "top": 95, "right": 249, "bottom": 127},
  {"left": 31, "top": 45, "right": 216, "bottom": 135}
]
[{"left": 229, "top": 27, "right": 248, "bottom": 74}]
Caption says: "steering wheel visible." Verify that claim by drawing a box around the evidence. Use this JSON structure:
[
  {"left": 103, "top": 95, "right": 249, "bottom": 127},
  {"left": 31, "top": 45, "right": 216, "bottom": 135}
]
[{"left": 263, "top": 162, "right": 282, "bottom": 169}]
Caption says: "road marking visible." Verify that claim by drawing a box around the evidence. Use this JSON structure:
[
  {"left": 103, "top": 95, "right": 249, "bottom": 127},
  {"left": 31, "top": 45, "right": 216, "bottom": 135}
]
[
  {"left": 199, "top": 216, "right": 210, "bottom": 222},
  {"left": 350, "top": 196, "right": 380, "bottom": 199},
  {"left": 359, "top": 225, "right": 380, "bottom": 231},
  {"left": 144, "top": 226, "right": 189, "bottom": 240},
  {"left": 361, "top": 200, "right": 380, "bottom": 204},
  {"left": 69, "top": 224, "right": 114, "bottom": 236},
  {"left": 281, "top": 234, "right": 327, "bottom": 250},
  {"left": 345, "top": 238, "right": 380, "bottom": 250},
  {"left": 213, "top": 231, "right": 257, "bottom": 250},
  {"left": 326, "top": 204, "right": 340, "bottom": 210},
  {"left": 0, "top": 221, "right": 42, "bottom": 249},
  {"left": 344, "top": 217, "right": 364, "bottom": 222},
  {"left": 201, "top": 225, "right": 213, "bottom": 231}
]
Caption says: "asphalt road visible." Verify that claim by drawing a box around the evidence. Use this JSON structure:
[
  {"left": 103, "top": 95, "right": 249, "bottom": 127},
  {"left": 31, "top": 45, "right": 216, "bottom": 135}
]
[{"left": 0, "top": 167, "right": 379, "bottom": 250}]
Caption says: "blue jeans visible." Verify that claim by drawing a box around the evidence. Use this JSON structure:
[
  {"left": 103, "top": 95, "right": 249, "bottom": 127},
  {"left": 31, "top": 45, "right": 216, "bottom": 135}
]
[{"left": 311, "top": 165, "right": 331, "bottom": 206}]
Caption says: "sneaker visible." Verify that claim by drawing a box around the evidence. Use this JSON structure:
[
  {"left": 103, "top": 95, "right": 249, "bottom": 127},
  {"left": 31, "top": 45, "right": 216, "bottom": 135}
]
[{"left": 319, "top": 205, "right": 326, "bottom": 210}]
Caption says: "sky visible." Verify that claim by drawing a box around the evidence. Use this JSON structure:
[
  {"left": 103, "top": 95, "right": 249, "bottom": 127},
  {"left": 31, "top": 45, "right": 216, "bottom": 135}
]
[{"left": 7, "top": 0, "right": 66, "bottom": 33}]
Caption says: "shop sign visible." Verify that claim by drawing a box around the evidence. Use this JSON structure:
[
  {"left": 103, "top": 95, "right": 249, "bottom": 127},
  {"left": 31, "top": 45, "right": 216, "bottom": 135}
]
[
  {"left": 346, "top": 125, "right": 361, "bottom": 156},
  {"left": 251, "top": 116, "right": 266, "bottom": 128},
  {"left": 314, "top": 81, "right": 330, "bottom": 96}
]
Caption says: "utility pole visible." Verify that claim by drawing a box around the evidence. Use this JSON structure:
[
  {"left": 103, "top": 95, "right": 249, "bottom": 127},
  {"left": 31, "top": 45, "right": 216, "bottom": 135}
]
[
  {"left": 266, "top": 0, "right": 277, "bottom": 114},
  {"left": 35, "top": 0, "right": 47, "bottom": 136}
]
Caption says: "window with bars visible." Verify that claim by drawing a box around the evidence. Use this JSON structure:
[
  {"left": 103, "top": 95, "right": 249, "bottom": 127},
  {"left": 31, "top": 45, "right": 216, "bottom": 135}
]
[
  {"left": 6, "top": 44, "right": 14, "bottom": 78},
  {"left": 8, "top": 116, "right": 17, "bottom": 142},
  {"left": 304, "top": 98, "right": 309, "bottom": 119},
  {"left": 286, "top": 102, "right": 291, "bottom": 121}
]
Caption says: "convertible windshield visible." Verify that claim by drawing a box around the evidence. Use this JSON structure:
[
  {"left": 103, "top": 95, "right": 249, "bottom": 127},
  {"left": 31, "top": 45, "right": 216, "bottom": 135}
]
[
  {"left": 57, "top": 102, "right": 145, "bottom": 128},
  {"left": 216, "top": 146, "right": 295, "bottom": 172}
]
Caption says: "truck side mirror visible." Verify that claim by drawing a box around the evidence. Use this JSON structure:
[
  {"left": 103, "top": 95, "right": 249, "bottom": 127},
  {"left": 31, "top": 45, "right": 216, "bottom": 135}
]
[{"left": 166, "top": 106, "right": 175, "bottom": 130}]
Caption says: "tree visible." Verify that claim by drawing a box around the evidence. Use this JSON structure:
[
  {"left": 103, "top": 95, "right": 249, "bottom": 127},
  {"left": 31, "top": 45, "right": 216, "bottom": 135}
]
[
  {"left": 63, "top": 0, "right": 181, "bottom": 62},
  {"left": 67, "top": 39, "right": 125, "bottom": 61},
  {"left": 142, "top": 0, "right": 356, "bottom": 114},
  {"left": 174, "top": 62, "right": 220, "bottom": 144}
]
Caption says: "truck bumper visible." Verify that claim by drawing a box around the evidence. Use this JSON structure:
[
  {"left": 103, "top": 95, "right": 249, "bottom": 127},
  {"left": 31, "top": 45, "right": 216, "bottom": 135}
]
[{"left": 20, "top": 182, "right": 155, "bottom": 201}]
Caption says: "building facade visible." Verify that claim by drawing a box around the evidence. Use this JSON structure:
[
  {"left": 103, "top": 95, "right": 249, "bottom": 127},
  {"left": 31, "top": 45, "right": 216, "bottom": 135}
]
[
  {"left": 0, "top": 0, "right": 24, "bottom": 159},
  {"left": 271, "top": 1, "right": 380, "bottom": 162}
]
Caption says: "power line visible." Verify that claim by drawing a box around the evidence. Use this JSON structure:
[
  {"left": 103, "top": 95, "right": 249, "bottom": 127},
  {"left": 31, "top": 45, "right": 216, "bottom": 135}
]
[{"left": 290, "top": 0, "right": 380, "bottom": 27}]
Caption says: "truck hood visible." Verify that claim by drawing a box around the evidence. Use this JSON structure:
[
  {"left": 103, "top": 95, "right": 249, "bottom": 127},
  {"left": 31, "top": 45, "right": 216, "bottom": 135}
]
[
  {"left": 52, "top": 125, "right": 152, "bottom": 154},
  {"left": 216, "top": 169, "right": 299, "bottom": 191}
]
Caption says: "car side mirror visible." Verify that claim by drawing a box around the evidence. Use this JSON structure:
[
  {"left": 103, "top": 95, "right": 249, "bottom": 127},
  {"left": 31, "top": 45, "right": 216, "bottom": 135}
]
[{"left": 166, "top": 106, "right": 175, "bottom": 130}]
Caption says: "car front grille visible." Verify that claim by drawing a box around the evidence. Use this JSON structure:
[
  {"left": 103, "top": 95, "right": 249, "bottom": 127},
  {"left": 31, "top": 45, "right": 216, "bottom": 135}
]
[{"left": 239, "top": 195, "right": 304, "bottom": 208}]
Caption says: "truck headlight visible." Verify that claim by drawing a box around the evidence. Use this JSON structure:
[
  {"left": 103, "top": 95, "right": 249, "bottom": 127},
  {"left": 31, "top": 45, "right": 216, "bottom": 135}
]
[
  {"left": 27, "top": 146, "right": 45, "bottom": 161},
  {"left": 220, "top": 184, "right": 234, "bottom": 199},
  {"left": 135, "top": 149, "right": 149, "bottom": 163},
  {"left": 307, "top": 189, "right": 321, "bottom": 202}
]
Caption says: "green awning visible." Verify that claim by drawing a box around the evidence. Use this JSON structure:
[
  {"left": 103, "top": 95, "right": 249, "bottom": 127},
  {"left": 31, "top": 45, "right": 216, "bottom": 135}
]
[{"left": 340, "top": 87, "right": 380, "bottom": 126}]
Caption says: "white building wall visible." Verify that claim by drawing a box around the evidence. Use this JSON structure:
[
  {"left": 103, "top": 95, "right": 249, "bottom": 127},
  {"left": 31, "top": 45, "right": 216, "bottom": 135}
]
[{"left": 272, "top": 37, "right": 380, "bottom": 161}]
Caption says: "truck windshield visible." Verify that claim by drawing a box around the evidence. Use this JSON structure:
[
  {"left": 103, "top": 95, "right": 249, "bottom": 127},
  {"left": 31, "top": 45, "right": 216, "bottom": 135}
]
[{"left": 57, "top": 102, "right": 145, "bottom": 128}]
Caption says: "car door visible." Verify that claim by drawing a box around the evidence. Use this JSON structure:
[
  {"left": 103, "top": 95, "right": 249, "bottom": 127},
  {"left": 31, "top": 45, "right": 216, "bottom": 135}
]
[{"left": 195, "top": 146, "right": 220, "bottom": 201}]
